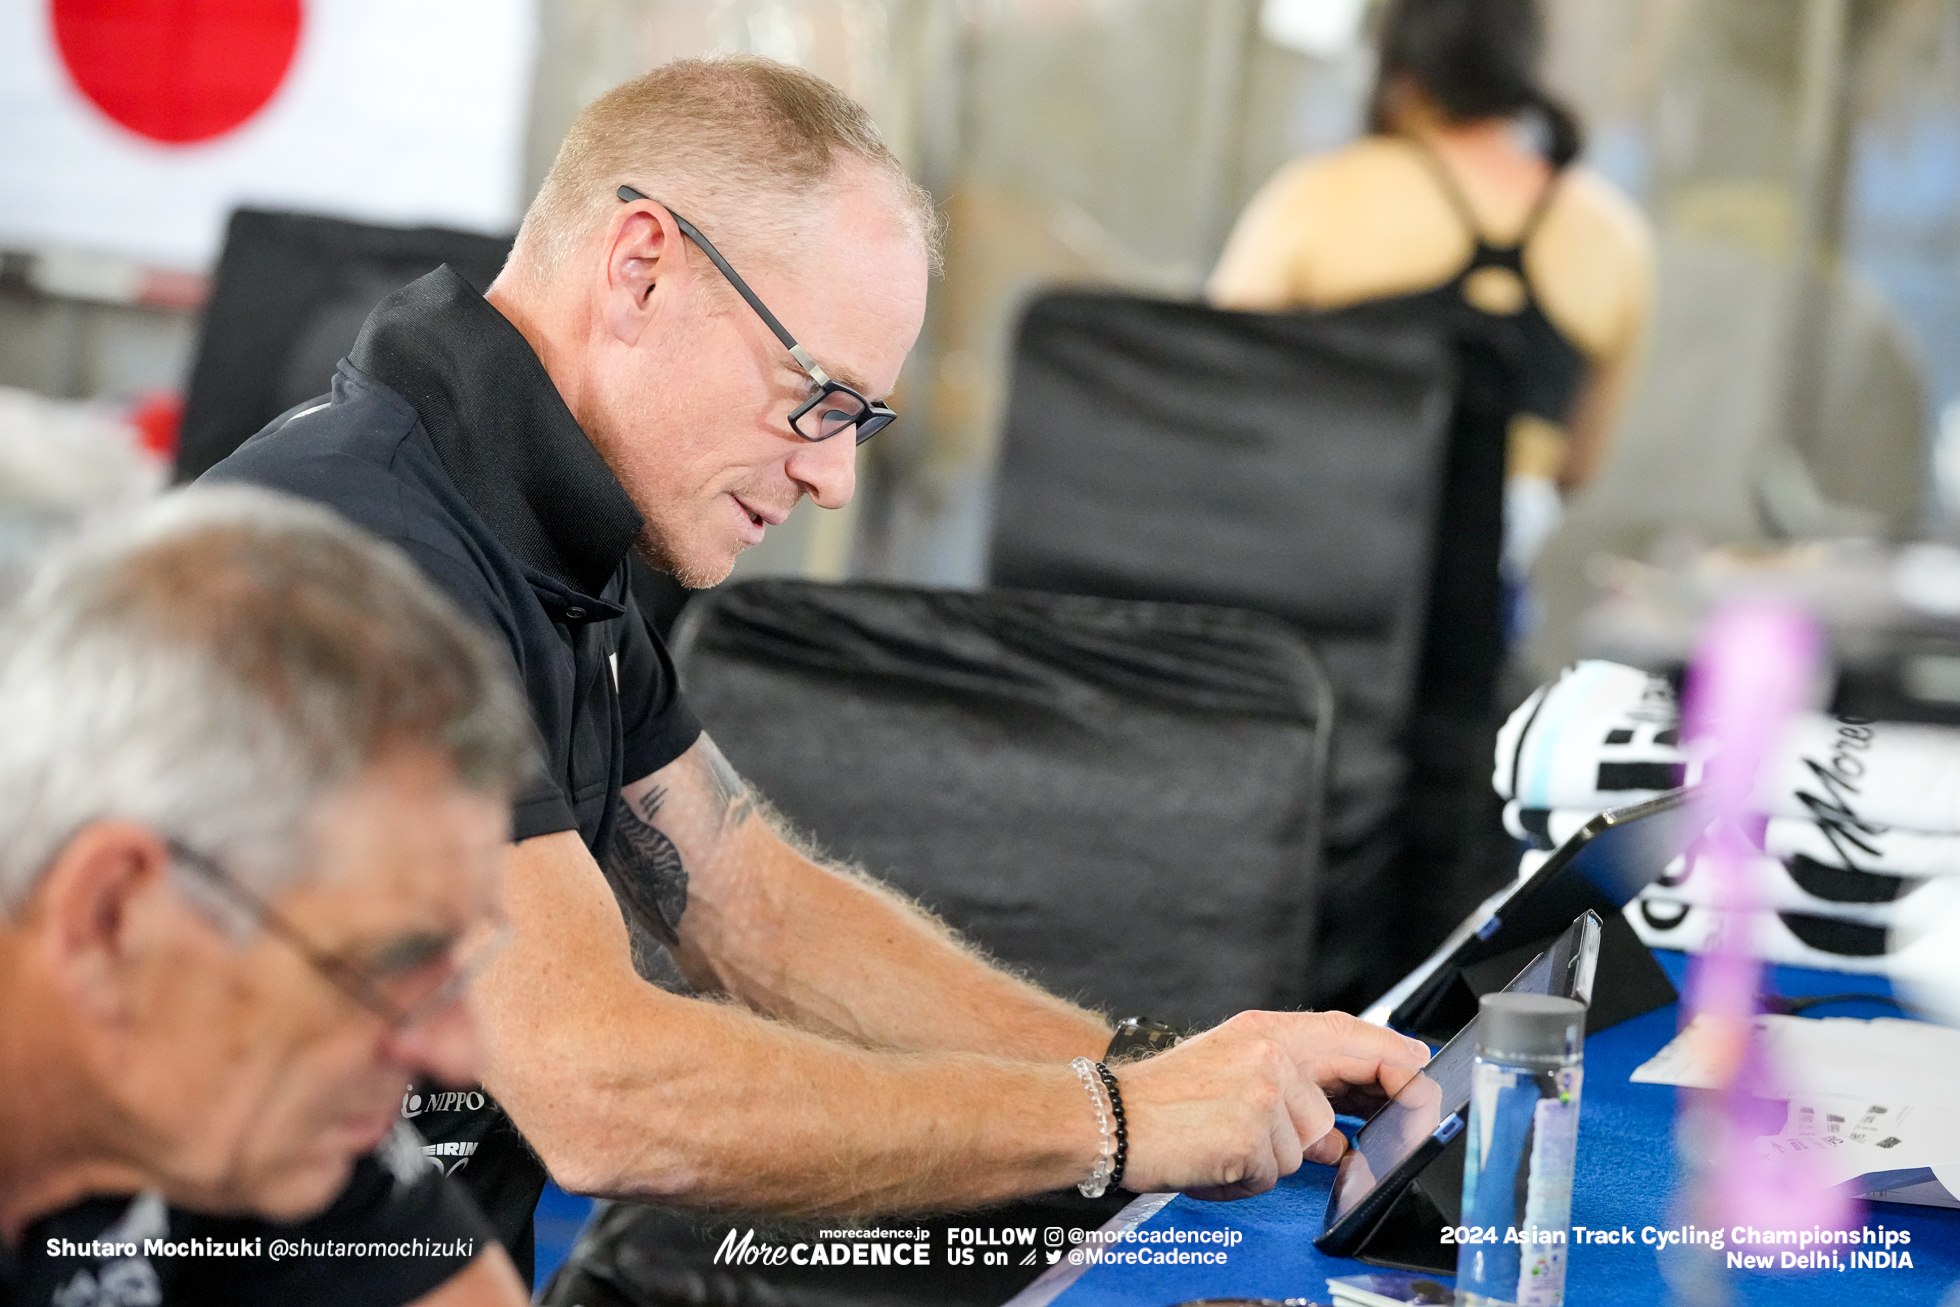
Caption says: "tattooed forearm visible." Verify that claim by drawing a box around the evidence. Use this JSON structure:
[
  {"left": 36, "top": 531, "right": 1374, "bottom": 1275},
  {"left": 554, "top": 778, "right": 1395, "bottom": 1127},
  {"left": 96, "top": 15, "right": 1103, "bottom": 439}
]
[
  {"left": 600, "top": 739, "right": 752, "bottom": 970},
  {"left": 603, "top": 784, "right": 689, "bottom": 945},
  {"left": 702, "top": 738, "right": 757, "bottom": 831}
]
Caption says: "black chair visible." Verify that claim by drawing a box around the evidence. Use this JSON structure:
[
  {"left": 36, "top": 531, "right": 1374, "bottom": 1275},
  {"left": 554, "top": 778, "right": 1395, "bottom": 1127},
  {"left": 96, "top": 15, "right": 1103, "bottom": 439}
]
[
  {"left": 173, "top": 208, "right": 513, "bottom": 482},
  {"left": 1333, "top": 295, "right": 1526, "bottom": 1006},
  {"left": 541, "top": 578, "right": 1333, "bottom": 1307},
  {"left": 672, "top": 578, "right": 1333, "bottom": 1024},
  {"left": 987, "top": 291, "right": 1477, "bottom": 1010}
]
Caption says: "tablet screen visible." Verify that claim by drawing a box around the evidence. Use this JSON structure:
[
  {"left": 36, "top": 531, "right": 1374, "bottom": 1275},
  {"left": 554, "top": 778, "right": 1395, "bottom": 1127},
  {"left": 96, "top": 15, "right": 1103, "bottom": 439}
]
[
  {"left": 1327, "top": 924, "right": 1578, "bottom": 1224},
  {"left": 1328, "top": 1026, "right": 1475, "bottom": 1222}
]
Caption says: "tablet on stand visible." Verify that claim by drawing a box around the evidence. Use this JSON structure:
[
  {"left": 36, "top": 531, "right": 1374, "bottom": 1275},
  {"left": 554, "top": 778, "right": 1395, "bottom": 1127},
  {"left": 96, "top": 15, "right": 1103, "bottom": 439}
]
[
  {"left": 1363, "top": 787, "right": 1701, "bottom": 1043},
  {"left": 1317, "top": 911, "right": 1604, "bottom": 1273}
]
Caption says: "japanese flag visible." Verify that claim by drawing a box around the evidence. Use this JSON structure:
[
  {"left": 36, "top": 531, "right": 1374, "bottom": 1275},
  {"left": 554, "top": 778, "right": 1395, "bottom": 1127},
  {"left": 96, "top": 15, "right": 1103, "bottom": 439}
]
[{"left": 0, "top": 0, "right": 537, "bottom": 272}]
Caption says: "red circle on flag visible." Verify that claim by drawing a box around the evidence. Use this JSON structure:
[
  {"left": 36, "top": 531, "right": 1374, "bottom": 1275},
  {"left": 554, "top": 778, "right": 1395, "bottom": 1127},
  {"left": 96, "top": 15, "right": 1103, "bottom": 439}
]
[{"left": 51, "top": 0, "right": 304, "bottom": 146}]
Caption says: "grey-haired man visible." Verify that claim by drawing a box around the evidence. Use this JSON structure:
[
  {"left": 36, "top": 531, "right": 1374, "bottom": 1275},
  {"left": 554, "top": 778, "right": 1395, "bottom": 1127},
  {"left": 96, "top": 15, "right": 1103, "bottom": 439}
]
[{"left": 0, "top": 488, "right": 533, "bottom": 1306}]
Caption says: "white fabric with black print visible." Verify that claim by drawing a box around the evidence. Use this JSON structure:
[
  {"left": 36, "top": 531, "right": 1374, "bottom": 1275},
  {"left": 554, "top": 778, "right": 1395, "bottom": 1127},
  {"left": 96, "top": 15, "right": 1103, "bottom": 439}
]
[{"left": 1497, "top": 660, "right": 1960, "bottom": 975}]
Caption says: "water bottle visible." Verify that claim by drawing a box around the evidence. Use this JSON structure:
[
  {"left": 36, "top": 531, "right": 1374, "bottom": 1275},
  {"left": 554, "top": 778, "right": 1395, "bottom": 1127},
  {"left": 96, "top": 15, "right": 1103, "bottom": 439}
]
[{"left": 1456, "top": 993, "right": 1586, "bottom": 1307}]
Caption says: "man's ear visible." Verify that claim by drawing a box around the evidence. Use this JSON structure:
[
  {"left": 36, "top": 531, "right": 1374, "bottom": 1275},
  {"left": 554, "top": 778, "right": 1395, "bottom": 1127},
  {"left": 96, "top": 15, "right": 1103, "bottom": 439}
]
[
  {"left": 31, "top": 822, "right": 177, "bottom": 1024},
  {"left": 601, "top": 202, "right": 686, "bottom": 348}
]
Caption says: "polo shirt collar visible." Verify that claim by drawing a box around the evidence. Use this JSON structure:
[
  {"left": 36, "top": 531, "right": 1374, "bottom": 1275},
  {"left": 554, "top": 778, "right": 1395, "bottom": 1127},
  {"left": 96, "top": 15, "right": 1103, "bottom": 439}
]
[{"left": 349, "top": 266, "right": 643, "bottom": 599}]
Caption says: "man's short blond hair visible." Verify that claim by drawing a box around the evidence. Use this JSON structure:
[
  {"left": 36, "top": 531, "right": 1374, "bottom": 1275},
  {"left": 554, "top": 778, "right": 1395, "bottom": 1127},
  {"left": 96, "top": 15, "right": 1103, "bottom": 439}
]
[{"left": 513, "top": 54, "right": 939, "bottom": 283}]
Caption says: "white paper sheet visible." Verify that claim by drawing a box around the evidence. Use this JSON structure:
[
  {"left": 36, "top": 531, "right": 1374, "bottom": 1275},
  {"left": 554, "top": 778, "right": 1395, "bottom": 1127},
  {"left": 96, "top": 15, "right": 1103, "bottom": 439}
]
[
  {"left": 1630, "top": 1013, "right": 1960, "bottom": 1103},
  {"left": 1632, "top": 1014, "right": 1960, "bottom": 1205},
  {"left": 1755, "top": 1095, "right": 1960, "bottom": 1189}
]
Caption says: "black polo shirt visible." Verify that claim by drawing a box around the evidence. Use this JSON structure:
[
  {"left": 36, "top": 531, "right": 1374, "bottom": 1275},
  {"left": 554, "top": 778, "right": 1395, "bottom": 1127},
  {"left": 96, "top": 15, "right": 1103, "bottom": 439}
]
[{"left": 203, "top": 266, "right": 703, "bottom": 1278}]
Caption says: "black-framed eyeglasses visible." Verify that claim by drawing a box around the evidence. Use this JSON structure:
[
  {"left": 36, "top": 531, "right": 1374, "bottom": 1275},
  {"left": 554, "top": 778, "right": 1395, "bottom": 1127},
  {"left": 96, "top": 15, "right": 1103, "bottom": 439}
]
[
  {"left": 167, "top": 840, "right": 512, "bottom": 1033},
  {"left": 616, "top": 185, "right": 897, "bottom": 446}
]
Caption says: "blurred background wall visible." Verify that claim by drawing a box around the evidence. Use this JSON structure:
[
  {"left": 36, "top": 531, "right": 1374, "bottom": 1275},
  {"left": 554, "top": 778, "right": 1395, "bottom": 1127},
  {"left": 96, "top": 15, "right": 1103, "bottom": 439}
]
[{"left": 3, "top": 0, "right": 1957, "bottom": 680}]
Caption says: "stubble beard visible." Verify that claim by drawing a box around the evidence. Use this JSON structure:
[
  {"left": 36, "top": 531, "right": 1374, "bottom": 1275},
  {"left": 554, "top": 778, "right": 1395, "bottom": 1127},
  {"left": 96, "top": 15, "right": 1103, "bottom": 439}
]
[{"left": 636, "top": 522, "right": 739, "bottom": 591}]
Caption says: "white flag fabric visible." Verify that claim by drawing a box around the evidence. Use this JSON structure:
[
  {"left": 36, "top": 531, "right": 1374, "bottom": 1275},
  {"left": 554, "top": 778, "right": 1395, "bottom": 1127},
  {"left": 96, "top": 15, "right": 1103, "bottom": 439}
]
[{"left": 0, "top": 0, "right": 536, "bottom": 272}]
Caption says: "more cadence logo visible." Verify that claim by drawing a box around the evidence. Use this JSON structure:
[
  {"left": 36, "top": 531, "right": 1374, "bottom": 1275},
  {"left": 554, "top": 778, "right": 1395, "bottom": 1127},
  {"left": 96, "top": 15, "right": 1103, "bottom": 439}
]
[{"left": 712, "top": 1228, "right": 933, "bottom": 1268}]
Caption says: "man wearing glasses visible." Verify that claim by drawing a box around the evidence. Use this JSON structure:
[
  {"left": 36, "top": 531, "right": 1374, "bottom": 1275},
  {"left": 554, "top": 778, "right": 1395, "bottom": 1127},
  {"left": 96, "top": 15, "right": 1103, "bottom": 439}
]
[
  {"left": 0, "top": 489, "right": 533, "bottom": 1306},
  {"left": 205, "top": 53, "right": 1430, "bottom": 1282}
]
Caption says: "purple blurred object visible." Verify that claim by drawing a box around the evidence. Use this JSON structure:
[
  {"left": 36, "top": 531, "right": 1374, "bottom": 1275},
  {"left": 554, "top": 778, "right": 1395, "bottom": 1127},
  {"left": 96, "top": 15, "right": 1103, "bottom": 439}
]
[{"left": 1678, "top": 600, "right": 1856, "bottom": 1235}]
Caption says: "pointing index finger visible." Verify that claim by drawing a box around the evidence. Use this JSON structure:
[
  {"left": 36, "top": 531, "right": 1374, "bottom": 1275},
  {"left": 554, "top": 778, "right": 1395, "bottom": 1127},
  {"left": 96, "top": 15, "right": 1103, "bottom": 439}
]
[{"left": 1264, "top": 1012, "right": 1432, "bottom": 1095}]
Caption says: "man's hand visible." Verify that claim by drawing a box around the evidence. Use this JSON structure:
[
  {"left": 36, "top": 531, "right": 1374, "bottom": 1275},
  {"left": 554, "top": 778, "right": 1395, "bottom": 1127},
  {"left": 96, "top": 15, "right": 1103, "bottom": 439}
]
[
  {"left": 1277, "top": 1010, "right": 1432, "bottom": 1118},
  {"left": 1115, "top": 1011, "right": 1430, "bottom": 1202}
]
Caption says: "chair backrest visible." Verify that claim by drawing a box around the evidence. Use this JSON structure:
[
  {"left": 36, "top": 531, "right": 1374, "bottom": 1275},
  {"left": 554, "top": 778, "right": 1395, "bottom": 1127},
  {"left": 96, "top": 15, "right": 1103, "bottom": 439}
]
[
  {"left": 670, "top": 579, "right": 1333, "bottom": 1027},
  {"left": 174, "top": 208, "right": 512, "bottom": 482},
  {"left": 987, "top": 292, "right": 1458, "bottom": 846}
]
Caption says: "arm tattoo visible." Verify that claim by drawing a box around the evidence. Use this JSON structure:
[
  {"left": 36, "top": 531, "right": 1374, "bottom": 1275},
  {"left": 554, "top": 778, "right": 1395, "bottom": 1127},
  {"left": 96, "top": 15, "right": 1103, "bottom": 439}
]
[
  {"left": 602, "top": 785, "right": 688, "bottom": 946},
  {"left": 702, "top": 739, "right": 757, "bottom": 831}
]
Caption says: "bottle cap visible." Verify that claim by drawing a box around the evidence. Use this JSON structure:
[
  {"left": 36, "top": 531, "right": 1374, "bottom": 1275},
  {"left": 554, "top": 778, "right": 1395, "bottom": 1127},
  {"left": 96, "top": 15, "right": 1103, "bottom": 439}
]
[{"left": 1475, "top": 993, "right": 1586, "bottom": 1066}]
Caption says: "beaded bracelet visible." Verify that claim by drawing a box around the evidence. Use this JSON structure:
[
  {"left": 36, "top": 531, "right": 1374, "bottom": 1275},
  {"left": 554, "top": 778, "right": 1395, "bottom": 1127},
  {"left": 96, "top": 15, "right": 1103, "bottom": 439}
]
[
  {"left": 1093, "top": 1062, "right": 1128, "bottom": 1191},
  {"left": 1069, "top": 1056, "right": 1116, "bottom": 1198}
]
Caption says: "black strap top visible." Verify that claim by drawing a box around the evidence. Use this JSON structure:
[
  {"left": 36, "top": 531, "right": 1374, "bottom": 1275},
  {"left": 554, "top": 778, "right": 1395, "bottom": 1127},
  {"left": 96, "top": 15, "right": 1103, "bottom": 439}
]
[
  {"left": 1313, "top": 139, "right": 1593, "bottom": 719},
  {"left": 1399, "top": 137, "right": 1590, "bottom": 425}
]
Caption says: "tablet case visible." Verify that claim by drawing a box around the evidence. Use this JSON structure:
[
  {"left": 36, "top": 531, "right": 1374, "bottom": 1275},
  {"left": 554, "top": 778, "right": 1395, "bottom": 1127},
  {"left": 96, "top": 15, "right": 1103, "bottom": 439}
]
[
  {"left": 1354, "top": 1125, "right": 1468, "bottom": 1274},
  {"left": 1385, "top": 790, "right": 1698, "bottom": 1042},
  {"left": 1352, "top": 927, "right": 1663, "bottom": 1274},
  {"left": 1349, "top": 912, "right": 1643, "bottom": 1273},
  {"left": 1395, "top": 908, "right": 1677, "bottom": 1044}
]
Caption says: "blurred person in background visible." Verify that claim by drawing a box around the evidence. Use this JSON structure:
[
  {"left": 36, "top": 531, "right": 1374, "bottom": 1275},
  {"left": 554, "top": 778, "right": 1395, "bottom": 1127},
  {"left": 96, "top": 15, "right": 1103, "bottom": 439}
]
[
  {"left": 1210, "top": 0, "right": 1655, "bottom": 991},
  {"left": 203, "top": 52, "right": 1434, "bottom": 1283},
  {"left": 1213, "top": 0, "right": 1653, "bottom": 522},
  {"left": 0, "top": 488, "right": 533, "bottom": 1306}
]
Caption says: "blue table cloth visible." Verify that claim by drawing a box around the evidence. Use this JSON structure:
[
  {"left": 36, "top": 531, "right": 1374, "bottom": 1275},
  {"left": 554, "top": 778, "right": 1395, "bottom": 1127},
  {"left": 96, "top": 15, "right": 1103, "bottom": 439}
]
[{"left": 1018, "top": 953, "right": 1959, "bottom": 1306}]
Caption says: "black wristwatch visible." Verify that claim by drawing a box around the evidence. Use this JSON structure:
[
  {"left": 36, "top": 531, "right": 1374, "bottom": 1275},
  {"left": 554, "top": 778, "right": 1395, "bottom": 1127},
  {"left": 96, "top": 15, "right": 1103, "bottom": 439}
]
[{"left": 1104, "top": 1017, "right": 1182, "bottom": 1063}]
